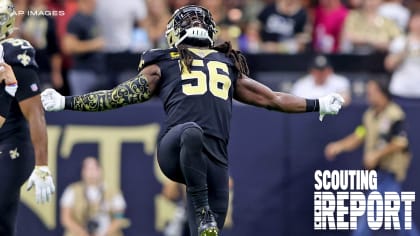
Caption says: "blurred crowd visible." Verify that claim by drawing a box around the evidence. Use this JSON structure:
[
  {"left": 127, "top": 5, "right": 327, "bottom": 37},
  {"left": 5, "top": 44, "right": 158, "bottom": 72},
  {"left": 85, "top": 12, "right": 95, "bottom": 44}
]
[
  {"left": 10, "top": 0, "right": 420, "bottom": 97},
  {"left": 8, "top": 1, "right": 419, "bottom": 235}
]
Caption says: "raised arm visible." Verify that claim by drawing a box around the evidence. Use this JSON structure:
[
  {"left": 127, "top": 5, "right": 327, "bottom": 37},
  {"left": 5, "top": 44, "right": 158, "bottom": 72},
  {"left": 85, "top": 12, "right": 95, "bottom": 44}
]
[
  {"left": 234, "top": 74, "right": 344, "bottom": 118},
  {"left": 42, "top": 65, "right": 161, "bottom": 112}
]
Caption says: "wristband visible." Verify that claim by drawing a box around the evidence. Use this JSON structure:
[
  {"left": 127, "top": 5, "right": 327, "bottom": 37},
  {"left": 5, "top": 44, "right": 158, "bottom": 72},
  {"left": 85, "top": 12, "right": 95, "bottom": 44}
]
[
  {"left": 305, "top": 99, "right": 319, "bottom": 112},
  {"left": 64, "top": 96, "right": 72, "bottom": 110}
]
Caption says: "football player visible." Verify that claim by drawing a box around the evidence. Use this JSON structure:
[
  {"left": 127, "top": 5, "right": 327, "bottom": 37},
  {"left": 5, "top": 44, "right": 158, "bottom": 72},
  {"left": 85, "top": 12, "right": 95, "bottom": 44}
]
[
  {"left": 41, "top": 5, "right": 344, "bottom": 236},
  {"left": 0, "top": 1, "right": 55, "bottom": 235}
]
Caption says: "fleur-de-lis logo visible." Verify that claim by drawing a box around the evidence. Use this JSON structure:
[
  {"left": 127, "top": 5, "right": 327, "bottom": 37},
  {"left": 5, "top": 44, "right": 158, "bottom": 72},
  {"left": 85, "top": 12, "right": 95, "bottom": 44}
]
[
  {"left": 7, "top": 4, "right": 14, "bottom": 12},
  {"left": 17, "top": 51, "right": 31, "bottom": 66},
  {"left": 8, "top": 4, "right": 17, "bottom": 16},
  {"left": 9, "top": 148, "right": 19, "bottom": 159}
]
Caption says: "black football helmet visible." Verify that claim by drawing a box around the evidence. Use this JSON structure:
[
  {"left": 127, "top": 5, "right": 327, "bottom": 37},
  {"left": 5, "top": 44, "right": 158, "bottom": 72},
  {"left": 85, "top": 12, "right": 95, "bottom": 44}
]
[{"left": 165, "top": 5, "right": 217, "bottom": 48}]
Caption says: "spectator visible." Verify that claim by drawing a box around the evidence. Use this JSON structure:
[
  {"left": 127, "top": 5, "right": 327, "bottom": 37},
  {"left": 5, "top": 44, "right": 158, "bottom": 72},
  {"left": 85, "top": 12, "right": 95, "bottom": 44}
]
[
  {"left": 241, "top": 0, "right": 265, "bottom": 23},
  {"left": 55, "top": 0, "right": 79, "bottom": 43},
  {"left": 21, "top": 0, "right": 63, "bottom": 90},
  {"left": 258, "top": 0, "right": 310, "bottom": 53},
  {"left": 325, "top": 79, "right": 419, "bottom": 236},
  {"left": 199, "top": 0, "right": 242, "bottom": 48},
  {"left": 95, "top": 0, "right": 147, "bottom": 87},
  {"left": 53, "top": 0, "right": 79, "bottom": 96},
  {"left": 143, "top": 0, "right": 171, "bottom": 49},
  {"left": 62, "top": 0, "right": 105, "bottom": 95},
  {"left": 156, "top": 180, "right": 188, "bottom": 236},
  {"left": 312, "top": 0, "right": 348, "bottom": 53},
  {"left": 341, "top": 0, "right": 401, "bottom": 54},
  {"left": 12, "top": 0, "right": 28, "bottom": 27},
  {"left": 344, "top": 0, "right": 364, "bottom": 9},
  {"left": 406, "top": 0, "right": 420, "bottom": 13},
  {"left": 238, "top": 20, "right": 262, "bottom": 53},
  {"left": 60, "top": 157, "right": 127, "bottom": 236},
  {"left": 168, "top": 0, "right": 194, "bottom": 12},
  {"left": 378, "top": 0, "right": 410, "bottom": 31},
  {"left": 291, "top": 54, "right": 352, "bottom": 105},
  {"left": 199, "top": 0, "right": 229, "bottom": 25},
  {"left": 95, "top": 0, "right": 147, "bottom": 53},
  {"left": 385, "top": 11, "right": 420, "bottom": 99}
]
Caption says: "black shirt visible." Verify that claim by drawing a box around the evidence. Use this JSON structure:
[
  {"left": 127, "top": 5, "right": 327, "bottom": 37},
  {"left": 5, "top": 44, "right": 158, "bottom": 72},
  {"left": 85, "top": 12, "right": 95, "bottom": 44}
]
[
  {"left": 67, "top": 12, "right": 104, "bottom": 72},
  {"left": 0, "top": 38, "right": 40, "bottom": 143},
  {"left": 141, "top": 49, "right": 237, "bottom": 136},
  {"left": 258, "top": 4, "right": 307, "bottom": 42},
  {"left": 140, "top": 48, "right": 238, "bottom": 143},
  {"left": 139, "top": 48, "right": 239, "bottom": 164}
]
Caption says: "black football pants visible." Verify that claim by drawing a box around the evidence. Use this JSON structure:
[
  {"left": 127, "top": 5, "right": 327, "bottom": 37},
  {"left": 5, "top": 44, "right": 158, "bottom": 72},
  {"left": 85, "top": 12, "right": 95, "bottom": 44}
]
[
  {"left": 0, "top": 142, "right": 34, "bottom": 236},
  {"left": 157, "top": 122, "right": 229, "bottom": 236}
]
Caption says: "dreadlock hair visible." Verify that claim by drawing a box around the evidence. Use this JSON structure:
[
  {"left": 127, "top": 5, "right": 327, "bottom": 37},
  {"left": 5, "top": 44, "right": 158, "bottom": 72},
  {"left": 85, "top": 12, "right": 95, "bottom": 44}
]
[{"left": 177, "top": 41, "right": 250, "bottom": 78}]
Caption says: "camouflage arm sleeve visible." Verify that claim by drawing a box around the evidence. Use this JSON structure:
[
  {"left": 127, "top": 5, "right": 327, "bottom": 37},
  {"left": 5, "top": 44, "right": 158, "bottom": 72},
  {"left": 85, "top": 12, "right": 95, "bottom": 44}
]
[{"left": 65, "top": 73, "right": 151, "bottom": 111}]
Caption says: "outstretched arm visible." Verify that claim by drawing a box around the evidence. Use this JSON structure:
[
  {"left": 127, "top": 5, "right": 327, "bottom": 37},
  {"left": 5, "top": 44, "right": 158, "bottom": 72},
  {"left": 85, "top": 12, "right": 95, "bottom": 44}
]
[
  {"left": 234, "top": 74, "right": 344, "bottom": 118},
  {"left": 65, "top": 73, "right": 151, "bottom": 111},
  {"left": 42, "top": 65, "right": 161, "bottom": 112},
  {"left": 235, "top": 75, "right": 308, "bottom": 112}
]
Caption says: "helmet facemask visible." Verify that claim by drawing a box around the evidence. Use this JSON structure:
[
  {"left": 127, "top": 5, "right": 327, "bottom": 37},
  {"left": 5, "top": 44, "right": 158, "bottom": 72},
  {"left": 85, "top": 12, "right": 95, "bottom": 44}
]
[{"left": 166, "top": 5, "right": 217, "bottom": 48}]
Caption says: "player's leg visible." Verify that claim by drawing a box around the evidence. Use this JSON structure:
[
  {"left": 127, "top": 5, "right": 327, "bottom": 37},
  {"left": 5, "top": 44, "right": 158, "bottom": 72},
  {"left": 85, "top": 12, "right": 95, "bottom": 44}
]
[
  {"left": 179, "top": 124, "right": 211, "bottom": 211},
  {"left": 157, "top": 124, "right": 185, "bottom": 184},
  {"left": 157, "top": 122, "right": 207, "bottom": 184},
  {"left": 158, "top": 122, "right": 209, "bottom": 207},
  {"left": 185, "top": 156, "right": 228, "bottom": 236},
  {"left": 0, "top": 192, "right": 19, "bottom": 236},
  {"left": 206, "top": 159, "right": 229, "bottom": 230},
  {"left": 158, "top": 122, "right": 216, "bottom": 235},
  {"left": 0, "top": 142, "right": 34, "bottom": 236}
]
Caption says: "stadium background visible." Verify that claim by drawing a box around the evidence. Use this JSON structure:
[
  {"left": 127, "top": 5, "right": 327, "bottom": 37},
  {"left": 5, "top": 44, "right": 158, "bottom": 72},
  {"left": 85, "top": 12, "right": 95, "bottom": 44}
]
[
  {"left": 17, "top": 54, "right": 420, "bottom": 236},
  {"left": 10, "top": 0, "right": 420, "bottom": 235}
]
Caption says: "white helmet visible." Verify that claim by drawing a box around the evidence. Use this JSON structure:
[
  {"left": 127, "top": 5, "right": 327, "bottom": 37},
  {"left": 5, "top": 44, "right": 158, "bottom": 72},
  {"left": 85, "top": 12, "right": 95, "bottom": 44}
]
[{"left": 0, "top": 0, "right": 16, "bottom": 40}]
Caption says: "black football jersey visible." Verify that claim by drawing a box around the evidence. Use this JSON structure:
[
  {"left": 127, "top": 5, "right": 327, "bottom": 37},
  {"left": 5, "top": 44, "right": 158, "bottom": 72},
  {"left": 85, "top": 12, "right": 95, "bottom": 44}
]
[
  {"left": 0, "top": 38, "right": 39, "bottom": 143},
  {"left": 140, "top": 47, "right": 239, "bottom": 144}
]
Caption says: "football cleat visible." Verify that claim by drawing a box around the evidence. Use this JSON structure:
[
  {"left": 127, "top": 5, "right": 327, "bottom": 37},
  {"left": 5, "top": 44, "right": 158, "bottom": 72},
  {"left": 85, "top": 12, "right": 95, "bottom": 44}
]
[{"left": 197, "top": 207, "right": 219, "bottom": 236}]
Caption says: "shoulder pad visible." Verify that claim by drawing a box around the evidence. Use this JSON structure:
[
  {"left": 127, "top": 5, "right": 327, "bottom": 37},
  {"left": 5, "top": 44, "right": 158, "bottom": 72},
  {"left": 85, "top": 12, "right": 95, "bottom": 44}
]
[
  {"left": 138, "top": 48, "right": 179, "bottom": 71},
  {"left": 1, "top": 38, "right": 38, "bottom": 68}
]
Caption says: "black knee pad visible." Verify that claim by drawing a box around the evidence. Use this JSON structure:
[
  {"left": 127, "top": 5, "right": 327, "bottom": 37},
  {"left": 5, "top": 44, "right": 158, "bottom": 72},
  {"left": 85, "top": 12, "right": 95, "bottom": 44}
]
[{"left": 181, "top": 123, "right": 204, "bottom": 149}]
